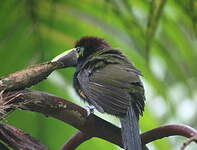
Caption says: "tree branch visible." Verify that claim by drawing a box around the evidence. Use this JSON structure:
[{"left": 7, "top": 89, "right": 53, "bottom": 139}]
[
  {"left": 180, "top": 136, "right": 197, "bottom": 150},
  {"left": 0, "top": 123, "right": 48, "bottom": 150},
  {"left": 61, "top": 131, "right": 91, "bottom": 150},
  {"left": 0, "top": 89, "right": 122, "bottom": 147},
  {"left": 141, "top": 124, "right": 197, "bottom": 145},
  {"left": 0, "top": 90, "right": 196, "bottom": 149},
  {"left": 0, "top": 52, "right": 196, "bottom": 149},
  {"left": 0, "top": 49, "right": 77, "bottom": 91}
]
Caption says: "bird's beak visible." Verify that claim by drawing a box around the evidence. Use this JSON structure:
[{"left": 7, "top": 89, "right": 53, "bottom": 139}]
[{"left": 51, "top": 48, "right": 78, "bottom": 67}]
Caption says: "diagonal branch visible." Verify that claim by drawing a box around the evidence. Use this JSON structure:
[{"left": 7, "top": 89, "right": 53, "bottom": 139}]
[
  {"left": 0, "top": 89, "right": 123, "bottom": 147},
  {"left": 1, "top": 90, "right": 196, "bottom": 149},
  {"left": 0, "top": 52, "right": 196, "bottom": 149},
  {"left": 0, "top": 141, "right": 10, "bottom": 150},
  {"left": 0, "top": 123, "right": 49, "bottom": 150},
  {"left": 0, "top": 50, "right": 77, "bottom": 92}
]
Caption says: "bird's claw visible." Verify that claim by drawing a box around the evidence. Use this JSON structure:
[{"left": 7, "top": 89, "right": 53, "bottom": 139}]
[{"left": 85, "top": 105, "right": 95, "bottom": 116}]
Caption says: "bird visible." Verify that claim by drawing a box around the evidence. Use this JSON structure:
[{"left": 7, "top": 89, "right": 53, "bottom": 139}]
[{"left": 54, "top": 36, "right": 145, "bottom": 150}]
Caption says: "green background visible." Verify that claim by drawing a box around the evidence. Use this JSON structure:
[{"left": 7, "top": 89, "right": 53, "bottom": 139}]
[{"left": 0, "top": 0, "right": 196, "bottom": 150}]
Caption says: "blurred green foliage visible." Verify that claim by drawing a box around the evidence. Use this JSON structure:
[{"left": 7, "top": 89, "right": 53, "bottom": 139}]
[{"left": 0, "top": 0, "right": 196, "bottom": 150}]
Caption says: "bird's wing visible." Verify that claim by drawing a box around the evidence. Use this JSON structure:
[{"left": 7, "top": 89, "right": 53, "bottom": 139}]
[{"left": 77, "top": 63, "right": 145, "bottom": 116}]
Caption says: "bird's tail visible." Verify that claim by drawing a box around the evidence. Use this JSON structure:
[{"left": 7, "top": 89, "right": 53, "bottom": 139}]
[{"left": 120, "top": 106, "right": 142, "bottom": 150}]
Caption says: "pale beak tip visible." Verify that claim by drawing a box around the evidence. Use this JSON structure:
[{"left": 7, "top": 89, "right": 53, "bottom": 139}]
[{"left": 51, "top": 48, "right": 77, "bottom": 67}]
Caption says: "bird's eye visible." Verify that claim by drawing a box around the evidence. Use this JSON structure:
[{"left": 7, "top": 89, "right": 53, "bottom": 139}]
[
  {"left": 76, "top": 47, "right": 84, "bottom": 57},
  {"left": 76, "top": 47, "right": 81, "bottom": 53}
]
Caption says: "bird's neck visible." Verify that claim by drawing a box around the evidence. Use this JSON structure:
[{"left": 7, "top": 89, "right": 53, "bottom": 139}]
[{"left": 76, "top": 48, "right": 122, "bottom": 72}]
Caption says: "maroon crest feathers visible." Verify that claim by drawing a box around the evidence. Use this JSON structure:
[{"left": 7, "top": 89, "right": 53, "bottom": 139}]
[
  {"left": 74, "top": 36, "right": 111, "bottom": 62},
  {"left": 75, "top": 36, "right": 110, "bottom": 51}
]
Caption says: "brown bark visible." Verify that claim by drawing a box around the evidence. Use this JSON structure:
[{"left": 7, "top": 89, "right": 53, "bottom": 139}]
[{"left": 0, "top": 90, "right": 196, "bottom": 149}]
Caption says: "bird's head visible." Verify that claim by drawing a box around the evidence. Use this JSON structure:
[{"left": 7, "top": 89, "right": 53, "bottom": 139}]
[
  {"left": 51, "top": 36, "right": 110, "bottom": 66},
  {"left": 74, "top": 36, "right": 110, "bottom": 62}
]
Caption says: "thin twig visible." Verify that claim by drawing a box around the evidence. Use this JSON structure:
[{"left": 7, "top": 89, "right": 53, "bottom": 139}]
[
  {"left": 180, "top": 135, "right": 197, "bottom": 150},
  {"left": 0, "top": 141, "right": 9, "bottom": 150}
]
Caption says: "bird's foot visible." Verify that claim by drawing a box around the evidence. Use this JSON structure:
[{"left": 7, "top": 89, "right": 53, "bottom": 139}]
[{"left": 85, "top": 105, "right": 95, "bottom": 116}]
